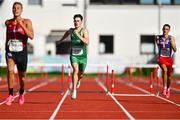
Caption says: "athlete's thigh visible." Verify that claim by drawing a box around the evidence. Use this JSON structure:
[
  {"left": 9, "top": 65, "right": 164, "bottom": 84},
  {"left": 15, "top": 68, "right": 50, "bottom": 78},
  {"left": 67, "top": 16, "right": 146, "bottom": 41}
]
[
  {"left": 72, "top": 63, "right": 79, "bottom": 73},
  {"left": 6, "top": 55, "right": 15, "bottom": 71},
  {"left": 70, "top": 55, "right": 79, "bottom": 64},
  {"left": 160, "top": 64, "right": 168, "bottom": 72},
  {"left": 16, "top": 50, "right": 27, "bottom": 72},
  {"left": 79, "top": 57, "right": 87, "bottom": 72}
]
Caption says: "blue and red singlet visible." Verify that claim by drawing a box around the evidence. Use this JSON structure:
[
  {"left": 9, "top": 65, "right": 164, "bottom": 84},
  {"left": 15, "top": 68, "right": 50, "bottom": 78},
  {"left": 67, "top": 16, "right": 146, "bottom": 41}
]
[{"left": 156, "top": 35, "right": 174, "bottom": 74}]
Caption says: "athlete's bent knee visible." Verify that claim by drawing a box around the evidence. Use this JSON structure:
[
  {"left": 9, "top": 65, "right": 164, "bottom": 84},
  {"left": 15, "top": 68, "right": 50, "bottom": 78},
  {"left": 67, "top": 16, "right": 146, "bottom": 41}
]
[
  {"left": 162, "top": 69, "right": 168, "bottom": 75},
  {"left": 73, "top": 69, "right": 79, "bottom": 75}
]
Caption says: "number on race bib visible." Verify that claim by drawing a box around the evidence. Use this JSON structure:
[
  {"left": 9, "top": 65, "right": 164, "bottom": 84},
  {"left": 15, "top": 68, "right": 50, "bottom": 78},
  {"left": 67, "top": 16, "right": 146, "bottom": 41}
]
[
  {"left": 72, "top": 47, "right": 83, "bottom": 55},
  {"left": 161, "top": 48, "right": 170, "bottom": 57},
  {"left": 8, "top": 39, "right": 23, "bottom": 52}
]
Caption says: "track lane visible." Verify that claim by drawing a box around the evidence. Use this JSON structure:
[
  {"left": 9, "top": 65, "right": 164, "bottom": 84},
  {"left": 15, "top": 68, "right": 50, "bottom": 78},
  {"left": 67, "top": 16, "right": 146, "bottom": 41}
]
[
  {"left": 0, "top": 77, "right": 65, "bottom": 119},
  {"left": 55, "top": 78, "right": 128, "bottom": 119},
  {"left": 112, "top": 77, "right": 180, "bottom": 119}
]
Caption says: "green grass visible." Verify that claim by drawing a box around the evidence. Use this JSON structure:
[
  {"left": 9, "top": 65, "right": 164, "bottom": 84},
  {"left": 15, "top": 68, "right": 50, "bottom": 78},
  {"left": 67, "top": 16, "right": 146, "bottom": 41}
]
[{"left": 0, "top": 67, "right": 6, "bottom": 77}]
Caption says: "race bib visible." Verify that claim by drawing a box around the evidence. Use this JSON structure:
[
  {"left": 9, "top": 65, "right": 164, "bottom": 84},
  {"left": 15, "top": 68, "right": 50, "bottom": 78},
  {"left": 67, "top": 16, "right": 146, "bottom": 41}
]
[
  {"left": 8, "top": 39, "right": 23, "bottom": 52},
  {"left": 161, "top": 48, "right": 170, "bottom": 57},
  {"left": 72, "top": 47, "right": 83, "bottom": 55}
]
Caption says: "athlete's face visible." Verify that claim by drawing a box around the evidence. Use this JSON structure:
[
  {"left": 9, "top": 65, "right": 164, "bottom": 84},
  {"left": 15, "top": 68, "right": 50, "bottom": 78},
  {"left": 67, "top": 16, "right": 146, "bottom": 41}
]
[
  {"left": 12, "top": 4, "right": 22, "bottom": 17},
  {"left": 74, "top": 17, "right": 82, "bottom": 28},
  {"left": 162, "top": 26, "right": 170, "bottom": 35}
]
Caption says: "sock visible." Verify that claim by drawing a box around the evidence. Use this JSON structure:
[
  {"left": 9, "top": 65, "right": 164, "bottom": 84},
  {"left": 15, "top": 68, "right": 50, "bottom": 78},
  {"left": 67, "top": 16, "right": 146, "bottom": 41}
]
[
  {"left": 9, "top": 88, "right": 13, "bottom": 96},
  {"left": 167, "top": 88, "right": 170, "bottom": 91},
  {"left": 19, "top": 88, "right": 24, "bottom": 95}
]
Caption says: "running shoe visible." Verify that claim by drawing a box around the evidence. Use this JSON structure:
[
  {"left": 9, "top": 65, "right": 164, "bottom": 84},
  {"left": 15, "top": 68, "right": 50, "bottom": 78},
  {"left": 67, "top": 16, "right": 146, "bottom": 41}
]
[
  {"left": 71, "top": 90, "right": 77, "bottom": 100},
  {"left": 19, "top": 94, "right": 25, "bottom": 105},
  {"left": 5, "top": 95, "right": 14, "bottom": 106},
  {"left": 163, "top": 88, "right": 167, "bottom": 95},
  {"left": 76, "top": 80, "right": 81, "bottom": 89},
  {"left": 166, "top": 89, "right": 170, "bottom": 98}
]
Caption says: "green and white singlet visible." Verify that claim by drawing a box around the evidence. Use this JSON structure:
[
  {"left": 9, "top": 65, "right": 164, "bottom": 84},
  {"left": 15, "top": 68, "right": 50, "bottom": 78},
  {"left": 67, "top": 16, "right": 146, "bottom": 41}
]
[{"left": 70, "top": 28, "right": 87, "bottom": 72}]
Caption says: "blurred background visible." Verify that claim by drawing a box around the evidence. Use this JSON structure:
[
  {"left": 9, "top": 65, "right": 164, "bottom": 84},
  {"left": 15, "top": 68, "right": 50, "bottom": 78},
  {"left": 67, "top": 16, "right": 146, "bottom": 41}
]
[{"left": 0, "top": 0, "right": 180, "bottom": 74}]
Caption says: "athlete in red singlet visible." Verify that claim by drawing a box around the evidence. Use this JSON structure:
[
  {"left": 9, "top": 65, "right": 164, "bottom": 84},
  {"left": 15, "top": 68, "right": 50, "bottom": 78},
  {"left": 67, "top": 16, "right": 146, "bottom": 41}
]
[
  {"left": 156, "top": 24, "right": 177, "bottom": 98},
  {"left": 5, "top": 2, "right": 34, "bottom": 105}
]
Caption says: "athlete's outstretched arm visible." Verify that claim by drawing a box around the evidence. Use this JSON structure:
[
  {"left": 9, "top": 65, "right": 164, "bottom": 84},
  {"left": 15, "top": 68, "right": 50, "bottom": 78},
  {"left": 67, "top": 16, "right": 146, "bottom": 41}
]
[
  {"left": 170, "top": 36, "right": 177, "bottom": 52},
  {"left": 56, "top": 30, "right": 70, "bottom": 44},
  {"left": 17, "top": 19, "right": 34, "bottom": 39},
  {"left": 74, "top": 28, "right": 89, "bottom": 45}
]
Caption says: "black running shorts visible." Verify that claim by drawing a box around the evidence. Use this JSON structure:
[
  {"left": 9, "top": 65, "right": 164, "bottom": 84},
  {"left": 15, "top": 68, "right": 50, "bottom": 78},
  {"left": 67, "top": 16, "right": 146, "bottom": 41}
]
[{"left": 6, "top": 48, "right": 28, "bottom": 71}]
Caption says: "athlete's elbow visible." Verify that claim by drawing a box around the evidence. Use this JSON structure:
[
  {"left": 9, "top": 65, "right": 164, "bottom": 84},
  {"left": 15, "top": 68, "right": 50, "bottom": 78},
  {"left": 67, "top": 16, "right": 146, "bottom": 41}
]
[
  {"left": 29, "top": 33, "right": 34, "bottom": 40},
  {"left": 86, "top": 39, "right": 89, "bottom": 45},
  {"left": 86, "top": 41, "right": 89, "bottom": 45},
  {"left": 29, "top": 36, "right": 34, "bottom": 40}
]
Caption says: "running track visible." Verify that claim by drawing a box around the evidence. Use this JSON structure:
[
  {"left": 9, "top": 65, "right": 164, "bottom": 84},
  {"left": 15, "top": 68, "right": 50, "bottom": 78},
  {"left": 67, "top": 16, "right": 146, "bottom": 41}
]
[{"left": 0, "top": 76, "right": 180, "bottom": 119}]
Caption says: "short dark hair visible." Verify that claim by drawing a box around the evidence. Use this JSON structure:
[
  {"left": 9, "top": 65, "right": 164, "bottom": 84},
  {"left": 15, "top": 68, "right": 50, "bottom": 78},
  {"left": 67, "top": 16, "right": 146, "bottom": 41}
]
[
  {"left": 73, "top": 14, "right": 83, "bottom": 21},
  {"left": 13, "top": 2, "right": 23, "bottom": 9},
  {"left": 163, "top": 24, "right": 171, "bottom": 29}
]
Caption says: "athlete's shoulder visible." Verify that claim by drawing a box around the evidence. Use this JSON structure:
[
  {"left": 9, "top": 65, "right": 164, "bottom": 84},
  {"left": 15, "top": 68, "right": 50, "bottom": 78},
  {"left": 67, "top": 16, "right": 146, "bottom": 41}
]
[
  {"left": 82, "top": 28, "right": 88, "bottom": 33},
  {"left": 68, "top": 28, "right": 74, "bottom": 34},
  {"left": 23, "top": 18, "right": 32, "bottom": 24},
  {"left": 82, "top": 28, "right": 88, "bottom": 31},
  {"left": 168, "top": 35, "right": 174, "bottom": 39},
  {"left": 5, "top": 19, "right": 13, "bottom": 26}
]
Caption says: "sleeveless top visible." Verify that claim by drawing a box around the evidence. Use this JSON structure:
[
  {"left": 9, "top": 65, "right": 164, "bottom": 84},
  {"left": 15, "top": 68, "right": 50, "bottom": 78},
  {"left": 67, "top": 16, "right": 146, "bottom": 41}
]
[
  {"left": 5, "top": 19, "right": 28, "bottom": 52},
  {"left": 70, "top": 28, "right": 87, "bottom": 57},
  {"left": 156, "top": 35, "right": 173, "bottom": 57}
]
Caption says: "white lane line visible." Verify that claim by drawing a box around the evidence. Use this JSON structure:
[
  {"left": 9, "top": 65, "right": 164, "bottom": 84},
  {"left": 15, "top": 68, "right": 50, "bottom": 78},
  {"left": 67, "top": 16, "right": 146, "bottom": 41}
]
[
  {"left": 128, "top": 83, "right": 149, "bottom": 94},
  {"left": 156, "top": 95, "right": 180, "bottom": 107},
  {"left": 27, "top": 82, "right": 48, "bottom": 92},
  {"left": 0, "top": 94, "right": 19, "bottom": 105},
  {"left": 119, "top": 79, "right": 180, "bottom": 107},
  {"left": 0, "top": 78, "right": 56, "bottom": 106},
  {"left": 112, "top": 93, "right": 155, "bottom": 97},
  {"left": 49, "top": 89, "right": 69, "bottom": 120},
  {"left": 96, "top": 79, "right": 135, "bottom": 120}
]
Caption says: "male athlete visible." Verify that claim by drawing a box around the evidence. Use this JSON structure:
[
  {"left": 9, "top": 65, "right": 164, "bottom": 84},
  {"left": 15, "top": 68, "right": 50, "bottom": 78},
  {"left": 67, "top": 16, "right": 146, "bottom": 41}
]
[
  {"left": 57, "top": 14, "right": 89, "bottom": 99},
  {"left": 156, "top": 24, "right": 177, "bottom": 98},
  {"left": 5, "top": 2, "right": 34, "bottom": 105}
]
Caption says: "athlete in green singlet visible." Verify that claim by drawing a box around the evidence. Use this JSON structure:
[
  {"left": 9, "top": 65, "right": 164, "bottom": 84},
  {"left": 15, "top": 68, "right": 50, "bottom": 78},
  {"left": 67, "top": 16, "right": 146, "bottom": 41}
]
[{"left": 57, "top": 14, "right": 89, "bottom": 99}]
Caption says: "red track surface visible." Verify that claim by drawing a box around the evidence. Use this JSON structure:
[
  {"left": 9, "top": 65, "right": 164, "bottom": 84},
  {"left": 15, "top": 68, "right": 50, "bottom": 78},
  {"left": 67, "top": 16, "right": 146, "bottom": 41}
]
[
  {"left": 113, "top": 77, "right": 180, "bottom": 119},
  {"left": 0, "top": 75, "right": 180, "bottom": 119}
]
